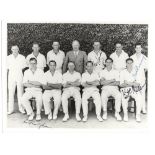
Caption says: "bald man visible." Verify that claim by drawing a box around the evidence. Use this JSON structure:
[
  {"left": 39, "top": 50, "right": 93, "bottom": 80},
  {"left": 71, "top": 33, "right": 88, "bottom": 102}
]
[
  {"left": 63, "top": 40, "right": 87, "bottom": 74},
  {"left": 62, "top": 61, "right": 82, "bottom": 122}
]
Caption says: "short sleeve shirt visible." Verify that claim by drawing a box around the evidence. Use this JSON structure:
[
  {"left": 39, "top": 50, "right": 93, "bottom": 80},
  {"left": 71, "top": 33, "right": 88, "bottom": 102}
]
[
  {"left": 26, "top": 52, "right": 46, "bottom": 70},
  {"left": 110, "top": 50, "right": 129, "bottom": 71},
  {"left": 47, "top": 50, "right": 65, "bottom": 73}
]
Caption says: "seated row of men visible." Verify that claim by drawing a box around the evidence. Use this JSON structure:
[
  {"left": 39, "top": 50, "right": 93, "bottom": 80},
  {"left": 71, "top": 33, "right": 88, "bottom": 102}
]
[{"left": 20, "top": 57, "right": 145, "bottom": 122}]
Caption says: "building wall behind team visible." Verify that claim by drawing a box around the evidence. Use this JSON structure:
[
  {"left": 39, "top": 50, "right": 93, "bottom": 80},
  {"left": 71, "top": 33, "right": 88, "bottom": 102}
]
[{"left": 7, "top": 23, "right": 148, "bottom": 57}]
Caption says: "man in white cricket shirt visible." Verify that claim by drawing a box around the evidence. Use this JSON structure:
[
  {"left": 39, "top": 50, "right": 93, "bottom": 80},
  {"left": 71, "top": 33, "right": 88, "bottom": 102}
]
[
  {"left": 61, "top": 61, "right": 82, "bottom": 122},
  {"left": 81, "top": 61, "right": 103, "bottom": 122},
  {"left": 100, "top": 58, "right": 122, "bottom": 121},
  {"left": 47, "top": 41, "right": 65, "bottom": 73},
  {"left": 120, "top": 58, "right": 144, "bottom": 122},
  {"left": 130, "top": 43, "right": 148, "bottom": 114},
  {"left": 7, "top": 45, "right": 27, "bottom": 114},
  {"left": 88, "top": 42, "right": 107, "bottom": 74},
  {"left": 42, "top": 60, "right": 62, "bottom": 120},
  {"left": 110, "top": 42, "right": 129, "bottom": 72},
  {"left": 26, "top": 42, "right": 46, "bottom": 71},
  {"left": 21, "top": 58, "right": 44, "bottom": 121}
]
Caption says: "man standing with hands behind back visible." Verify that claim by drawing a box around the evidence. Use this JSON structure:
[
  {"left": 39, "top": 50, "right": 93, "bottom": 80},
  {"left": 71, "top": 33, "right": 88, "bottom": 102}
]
[
  {"left": 47, "top": 41, "right": 65, "bottom": 73},
  {"left": 7, "top": 45, "right": 27, "bottom": 114},
  {"left": 26, "top": 42, "right": 46, "bottom": 71}
]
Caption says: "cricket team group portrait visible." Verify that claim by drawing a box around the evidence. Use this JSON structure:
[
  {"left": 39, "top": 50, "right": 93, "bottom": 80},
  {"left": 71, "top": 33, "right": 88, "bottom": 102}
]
[{"left": 6, "top": 23, "right": 148, "bottom": 128}]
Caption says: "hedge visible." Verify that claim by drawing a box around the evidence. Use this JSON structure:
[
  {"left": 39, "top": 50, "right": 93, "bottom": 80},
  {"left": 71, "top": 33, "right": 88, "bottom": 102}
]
[{"left": 7, "top": 23, "right": 148, "bottom": 57}]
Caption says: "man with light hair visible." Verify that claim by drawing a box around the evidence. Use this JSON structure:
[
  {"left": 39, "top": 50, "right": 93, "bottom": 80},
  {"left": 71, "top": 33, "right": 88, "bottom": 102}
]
[
  {"left": 63, "top": 40, "right": 87, "bottom": 74},
  {"left": 26, "top": 42, "right": 46, "bottom": 71},
  {"left": 47, "top": 41, "right": 65, "bottom": 73},
  {"left": 62, "top": 61, "right": 82, "bottom": 122},
  {"left": 7, "top": 45, "right": 27, "bottom": 114},
  {"left": 88, "top": 42, "right": 107, "bottom": 74}
]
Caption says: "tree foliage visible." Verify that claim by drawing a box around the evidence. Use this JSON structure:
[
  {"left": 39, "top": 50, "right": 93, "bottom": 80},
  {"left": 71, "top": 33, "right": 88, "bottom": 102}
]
[{"left": 7, "top": 23, "right": 148, "bottom": 57}]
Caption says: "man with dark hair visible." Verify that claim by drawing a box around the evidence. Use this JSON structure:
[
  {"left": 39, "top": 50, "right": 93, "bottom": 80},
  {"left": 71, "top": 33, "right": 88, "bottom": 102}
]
[
  {"left": 130, "top": 43, "right": 148, "bottom": 114},
  {"left": 63, "top": 40, "right": 87, "bottom": 74},
  {"left": 42, "top": 60, "right": 62, "bottom": 120},
  {"left": 47, "top": 41, "right": 65, "bottom": 73},
  {"left": 21, "top": 58, "right": 44, "bottom": 121},
  {"left": 62, "top": 61, "right": 82, "bottom": 122},
  {"left": 100, "top": 58, "right": 122, "bottom": 121},
  {"left": 81, "top": 61, "right": 103, "bottom": 122},
  {"left": 88, "top": 42, "right": 107, "bottom": 74},
  {"left": 110, "top": 42, "right": 129, "bottom": 72},
  {"left": 120, "top": 58, "right": 144, "bottom": 122},
  {"left": 7, "top": 45, "right": 27, "bottom": 114},
  {"left": 26, "top": 42, "right": 46, "bottom": 70}
]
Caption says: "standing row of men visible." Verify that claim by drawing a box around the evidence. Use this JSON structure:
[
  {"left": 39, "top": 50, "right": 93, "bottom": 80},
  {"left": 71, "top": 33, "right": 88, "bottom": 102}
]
[{"left": 7, "top": 40, "right": 147, "bottom": 122}]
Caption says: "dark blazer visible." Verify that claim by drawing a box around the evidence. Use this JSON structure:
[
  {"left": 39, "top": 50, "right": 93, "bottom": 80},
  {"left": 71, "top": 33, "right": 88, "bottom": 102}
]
[{"left": 63, "top": 50, "right": 87, "bottom": 74}]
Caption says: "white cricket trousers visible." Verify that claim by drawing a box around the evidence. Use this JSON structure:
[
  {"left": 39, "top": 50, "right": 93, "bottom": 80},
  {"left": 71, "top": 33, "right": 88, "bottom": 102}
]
[
  {"left": 62, "top": 88, "right": 81, "bottom": 114},
  {"left": 141, "top": 85, "right": 146, "bottom": 112},
  {"left": 121, "top": 91, "right": 142, "bottom": 115},
  {"left": 101, "top": 86, "right": 121, "bottom": 113},
  {"left": 8, "top": 72, "right": 23, "bottom": 112},
  {"left": 21, "top": 90, "right": 42, "bottom": 115},
  {"left": 82, "top": 90, "right": 101, "bottom": 116},
  {"left": 43, "top": 90, "right": 61, "bottom": 116}
]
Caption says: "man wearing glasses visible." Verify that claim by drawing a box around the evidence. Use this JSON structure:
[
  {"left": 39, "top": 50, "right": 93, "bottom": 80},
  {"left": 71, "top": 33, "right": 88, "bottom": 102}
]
[{"left": 21, "top": 58, "right": 44, "bottom": 121}]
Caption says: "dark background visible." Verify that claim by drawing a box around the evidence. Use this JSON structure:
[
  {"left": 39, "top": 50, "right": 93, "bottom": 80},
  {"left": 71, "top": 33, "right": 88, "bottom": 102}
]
[{"left": 7, "top": 23, "right": 148, "bottom": 57}]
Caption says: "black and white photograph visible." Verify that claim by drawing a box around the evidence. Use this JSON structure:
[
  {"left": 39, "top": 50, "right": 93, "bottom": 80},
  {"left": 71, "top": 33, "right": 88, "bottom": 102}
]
[
  {"left": 6, "top": 23, "right": 148, "bottom": 128},
  {"left": 1, "top": 1, "right": 155, "bottom": 155}
]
